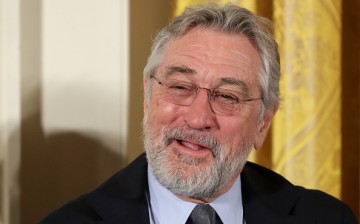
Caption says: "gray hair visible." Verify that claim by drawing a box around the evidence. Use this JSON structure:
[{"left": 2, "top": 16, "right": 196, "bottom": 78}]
[{"left": 143, "top": 4, "right": 280, "bottom": 118}]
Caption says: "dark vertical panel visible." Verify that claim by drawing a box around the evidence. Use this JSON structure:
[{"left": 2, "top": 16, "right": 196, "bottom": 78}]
[
  {"left": 20, "top": 0, "right": 44, "bottom": 223},
  {"left": 127, "top": 0, "right": 173, "bottom": 162},
  {"left": 341, "top": 0, "right": 360, "bottom": 220},
  {"left": 256, "top": 0, "right": 273, "bottom": 20}
]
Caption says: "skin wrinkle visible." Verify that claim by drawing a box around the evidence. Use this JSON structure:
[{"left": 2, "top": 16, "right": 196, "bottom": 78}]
[
  {"left": 219, "top": 77, "right": 250, "bottom": 96},
  {"left": 161, "top": 65, "right": 254, "bottom": 97},
  {"left": 160, "top": 32, "right": 261, "bottom": 92},
  {"left": 165, "top": 65, "right": 197, "bottom": 76},
  {"left": 144, "top": 27, "right": 272, "bottom": 203}
]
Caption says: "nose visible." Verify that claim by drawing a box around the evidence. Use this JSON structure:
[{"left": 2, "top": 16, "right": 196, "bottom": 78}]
[{"left": 183, "top": 89, "right": 219, "bottom": 131}]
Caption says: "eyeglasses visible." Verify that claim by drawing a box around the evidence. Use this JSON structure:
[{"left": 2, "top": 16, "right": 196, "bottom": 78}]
[{"left": 150, "top": 75, "right": 263, "bottom": 116}]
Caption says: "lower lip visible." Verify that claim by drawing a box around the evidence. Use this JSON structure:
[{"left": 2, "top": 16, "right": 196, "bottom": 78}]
[{"left": 172, "top": 140, "right": 213, "bottom": 157}]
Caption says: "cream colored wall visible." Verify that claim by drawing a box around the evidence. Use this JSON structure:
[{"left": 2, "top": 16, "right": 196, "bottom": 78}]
[
  {"left": 1, "top": 0, "right": 132, "bottom": 223},
  {"left": 42, "top": 0, "right": 129, "bottom": 157},
  {"left": 1, "top": 1, "right": 22, "bottom": 224}
]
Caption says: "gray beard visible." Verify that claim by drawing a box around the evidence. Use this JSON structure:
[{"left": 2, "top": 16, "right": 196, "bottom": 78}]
[{"left": 142, "top": 116, "right": 254, "bottom": 200}]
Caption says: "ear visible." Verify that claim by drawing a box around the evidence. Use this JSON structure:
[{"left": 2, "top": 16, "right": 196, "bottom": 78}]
[{"left": 254, "top": 105, "right": 278, "bottom": 149}]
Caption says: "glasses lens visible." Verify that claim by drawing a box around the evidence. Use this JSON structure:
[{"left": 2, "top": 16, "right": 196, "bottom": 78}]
[
  {"left": 160, "top": 79, "right": 197, "bottom": 106},
  {"left": 153, "top": 76, "right": 257, "bottom": 116}
]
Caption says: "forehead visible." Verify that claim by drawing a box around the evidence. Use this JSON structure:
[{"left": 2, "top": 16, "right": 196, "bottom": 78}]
[{"left": 158, "top": 27, "right": 261, "bottom": 85}]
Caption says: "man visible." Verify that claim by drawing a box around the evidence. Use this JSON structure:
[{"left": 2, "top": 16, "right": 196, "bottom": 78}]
[{"left": 41, "top": 4, "right": 357, "bottom": 224}]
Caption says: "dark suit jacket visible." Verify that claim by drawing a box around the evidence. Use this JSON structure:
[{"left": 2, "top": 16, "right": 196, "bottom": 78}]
[{"left": 40, "top": 153, "right": 357, "bottom": 224}]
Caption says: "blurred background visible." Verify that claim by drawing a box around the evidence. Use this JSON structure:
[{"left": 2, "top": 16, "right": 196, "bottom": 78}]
[{"left": 0, "top": 0, "right": 358, "bottom": 223}]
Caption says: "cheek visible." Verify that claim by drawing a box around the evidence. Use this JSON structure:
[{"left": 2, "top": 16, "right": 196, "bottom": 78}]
[
  {"left": 217, "top": 118, "right": 255, "bottom": 146},
  {"left": 146, "top": 100, "right": 182, "bottom": 127}
]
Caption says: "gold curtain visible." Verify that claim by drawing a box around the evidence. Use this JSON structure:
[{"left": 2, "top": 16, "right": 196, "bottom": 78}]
[
  {"left": 272, "top": 0, "right": 342, "bottom": 198},
  {"left": 173, "top": 0, "right": 359, "bottom": 218}
]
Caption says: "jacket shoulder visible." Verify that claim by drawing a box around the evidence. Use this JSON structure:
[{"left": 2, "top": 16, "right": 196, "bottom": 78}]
[
  {"left": 39, "top": 194, "right": 101, "bottom": 223},
  {"left": 242, "top": 162, "right": 358, "bottom": 223},
  {"left": 292, "top": 187, "right": 358, "bottom": 223},
  {"left": 39, "top": 154, "right": 149, "bottom": 223}
]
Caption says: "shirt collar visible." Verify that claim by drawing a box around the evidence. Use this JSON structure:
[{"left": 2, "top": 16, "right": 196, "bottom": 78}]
[
  {"left": 148, "top": 165, "right": 243, "bottom": 224},
  {"left": 210, "top": 174, "right": 243, "bottom": 224}
]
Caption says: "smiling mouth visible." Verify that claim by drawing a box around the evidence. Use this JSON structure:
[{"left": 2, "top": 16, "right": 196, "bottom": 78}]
[
  {"left": 177, "top": 139, "right": 208, "bottom": 151},
  {"left": 163, "top": 128, "right": 220, "bottom": 157},
  {"left": 173, "top": 138, "right": 217, "bottom": 159}
]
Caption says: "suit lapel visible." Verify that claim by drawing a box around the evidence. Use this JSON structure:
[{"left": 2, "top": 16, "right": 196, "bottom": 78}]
[
  {"left": 87, "top": 153, "right": 151, "bottom": 224},
  {"left": 241, "top": 162, "right": 316, "bottom": 224}
]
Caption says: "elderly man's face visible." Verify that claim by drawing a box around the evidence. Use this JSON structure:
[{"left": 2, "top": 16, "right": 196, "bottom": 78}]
[{"left": 143, "top": 27, "right": 274, "bottom": 202}]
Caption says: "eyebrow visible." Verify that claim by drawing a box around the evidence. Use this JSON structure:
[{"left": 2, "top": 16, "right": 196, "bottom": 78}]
[
  {"left": 164, "top": 65, "right": 196, "bottom": 77},
  {"left": 163, "top": 66, "right": 250, "bottom": 94},
  {"left": 219, "top": 77, "right": 250, "bottom": 94}
]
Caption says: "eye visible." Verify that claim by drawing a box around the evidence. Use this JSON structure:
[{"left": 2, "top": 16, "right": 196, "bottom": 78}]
[
  {"left": 214, "top": 90, "right": 240, "bottom": 104},
  {"left": 166, "top": 80, "right": 195, "bottom": 95},
  {"left": 170, "top": 83, "right": 192, "bottom": 90},
  {"left": 166, "top": 79, "right": 191, "bottom": 88}
]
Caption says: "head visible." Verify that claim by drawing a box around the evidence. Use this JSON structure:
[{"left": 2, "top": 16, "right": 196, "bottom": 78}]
[{"left": 142, "top": 4, "right": 280, "bottom": 202}]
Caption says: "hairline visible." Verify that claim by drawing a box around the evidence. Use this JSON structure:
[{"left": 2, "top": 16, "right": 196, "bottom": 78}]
[{"left": 143, "top": 4, "right": 280, "bottom": 120}]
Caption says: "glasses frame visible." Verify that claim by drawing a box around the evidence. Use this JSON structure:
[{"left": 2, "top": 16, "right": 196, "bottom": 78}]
[{"left": 150, "top": 74, "right": 263, "bottom": 116}]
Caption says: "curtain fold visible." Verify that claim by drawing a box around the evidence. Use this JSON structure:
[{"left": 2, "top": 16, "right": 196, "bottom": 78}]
[{"left": 272, "top": 0, "right": 342, "bottom": 198}]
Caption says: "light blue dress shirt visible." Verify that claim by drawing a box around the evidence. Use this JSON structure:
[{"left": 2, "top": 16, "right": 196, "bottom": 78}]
[{"left": 147, "top": 166, "right": 244, "bottom": 224}]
